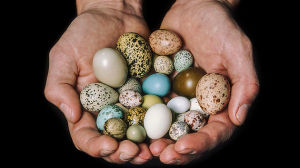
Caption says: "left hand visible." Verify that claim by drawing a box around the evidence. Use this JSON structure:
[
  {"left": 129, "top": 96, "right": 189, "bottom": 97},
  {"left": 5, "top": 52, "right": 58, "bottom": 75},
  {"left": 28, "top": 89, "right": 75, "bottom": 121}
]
[{"left": 149, "top": 0, "right": 259, "bottom": 164}]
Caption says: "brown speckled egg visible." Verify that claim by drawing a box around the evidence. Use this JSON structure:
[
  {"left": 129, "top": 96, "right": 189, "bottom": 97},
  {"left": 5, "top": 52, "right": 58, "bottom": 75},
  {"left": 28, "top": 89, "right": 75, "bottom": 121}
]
[
  {"left": 126, "top": 107, "right": 146, "bottom": 126},
  {"left": 196, "top": 73, "right": 231, "bottom": 115},
  {"left": 116, "top": 32, "right": 152, "bottom": 78},
  {"left": 154, "top": 56, "right": 174, "bottom": 75},
  {"left": 103, "top": 118, "right": 127, "bottom": 140},
  {"left": 119, "top": 90, "right": 143, "bottom": 108},
  {"left": 169, "top": 121, "right": 190, "bottom": 141},
  {"left": 80, "top": 83, "right": 119, "bottom": 115},
  {"left": 184, "top": 110, "right": 207, "bottom": 131},
  {"left": 149, "top": 29, "right": 182, "bottom": 55}
]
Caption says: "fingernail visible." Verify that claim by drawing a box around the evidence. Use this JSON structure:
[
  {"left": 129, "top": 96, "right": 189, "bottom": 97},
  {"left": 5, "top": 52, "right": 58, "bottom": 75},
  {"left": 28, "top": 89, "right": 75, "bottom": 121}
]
[
  {"left": 167, "top": 159, "right": 181, "bottom": 165},
  {"left": 101, "top": 150, "right": 114, "bottom": 157},
  {"left": 60, "top": 103, "right": 73, "bottom": 121},
  {"left": 120, "top": 153, "right": 131, "bottom": 161},
  {"left": 178, "top": 148, "right": 193, "bottom": 154},
  {"left": 189, "top": 150, "right": 196, "bottom": 155},
  {"left": 236, "top": 104, "right": 250, "bottom": 124}
]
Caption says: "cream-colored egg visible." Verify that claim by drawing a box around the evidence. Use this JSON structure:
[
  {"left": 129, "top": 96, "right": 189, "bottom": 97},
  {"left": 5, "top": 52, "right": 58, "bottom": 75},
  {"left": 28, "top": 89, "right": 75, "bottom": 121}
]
[
  {"left": 144, "top": 104, "right": 172, "bottom": 139},
  {"left": 93, "top": 48, "right": 128, "bottom": 88}
]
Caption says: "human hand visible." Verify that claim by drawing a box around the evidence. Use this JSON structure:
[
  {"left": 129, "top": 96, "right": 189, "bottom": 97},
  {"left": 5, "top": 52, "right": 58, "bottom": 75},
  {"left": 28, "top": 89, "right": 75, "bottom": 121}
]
[
  {"left": 44, "top": 0, "right": 152, "bottom": 164},
  {"left": 150, "top": 0, "right": 259, "bottom": 164}
]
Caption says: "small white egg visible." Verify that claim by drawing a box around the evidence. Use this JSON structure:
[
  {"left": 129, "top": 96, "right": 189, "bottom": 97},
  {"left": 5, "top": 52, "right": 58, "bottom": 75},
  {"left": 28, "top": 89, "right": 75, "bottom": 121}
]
[
  {"left": 190, "top": 98, "right": 209, "bottom": 117},
  {"left": 167, "top": 96, "right": 190, "bottom": 113}
]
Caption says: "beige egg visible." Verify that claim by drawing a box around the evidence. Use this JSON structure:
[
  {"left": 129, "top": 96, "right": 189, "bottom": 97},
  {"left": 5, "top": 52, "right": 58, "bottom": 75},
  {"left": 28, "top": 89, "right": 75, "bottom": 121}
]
[
  {"left": 154, "top": 56, "right": 174, "bottom": 75},
  {"left": 196, "top": 73, "right": 231, "bottom": 115},
  {"left": 149, "top": 29, "right": 182, "bottom": 55}
]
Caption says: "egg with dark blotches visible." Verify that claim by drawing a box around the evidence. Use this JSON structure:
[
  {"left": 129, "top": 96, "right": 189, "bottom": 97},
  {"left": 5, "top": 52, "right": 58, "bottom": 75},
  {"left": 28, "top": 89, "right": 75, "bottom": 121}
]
[
  {"left": 126, "top": 107, "right": 146, "bottom": 126},
  {"left": 154, "top": 56, "right": 174, "bottom": 75},
  {"left": 173, "top": 67, "right": 206, "bottom": 98},
  {"left": 96, "top": 105, "right": 124, "bottom": 131},
  {"left": 184, "top": 110, "right": 207, "bottom": 131},
  {"left": 118, "top": 78, "right": 142, "bottom": 94},
  {"left": 116, "top": 32, "right": 152, "bottom": 78},
  {"left": 196, "top": 73, "right": 231, "bottom": 115},
  {"left": 80, "top": 83, "right": 119, "bottom": 115},
  {"left": 174, "top": 50, "right": 193, "bottom": 72},
  {"left": 149, "top": 29, "right": 182, "bottom": 55},
  {"left": 103, "top": 118, "right": 127, "bottom": 140},
  {"left": 119, "top": 90, "right": 143, "bottom": 108},
  {"left": 169, "top": 121, "right": 190, "bottom": 141}
]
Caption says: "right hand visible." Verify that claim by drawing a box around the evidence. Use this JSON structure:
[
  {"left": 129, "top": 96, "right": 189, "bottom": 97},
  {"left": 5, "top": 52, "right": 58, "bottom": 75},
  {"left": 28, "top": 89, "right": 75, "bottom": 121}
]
[{"left": 44, "top": 0, "right": 152, "bottom": 164}]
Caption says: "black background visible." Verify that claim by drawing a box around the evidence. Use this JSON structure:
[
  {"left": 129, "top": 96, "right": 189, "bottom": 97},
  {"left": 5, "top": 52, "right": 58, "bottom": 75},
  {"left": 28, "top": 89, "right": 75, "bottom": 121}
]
[{"left": 10, "top": 0, "right": 296, "bottom": 167}]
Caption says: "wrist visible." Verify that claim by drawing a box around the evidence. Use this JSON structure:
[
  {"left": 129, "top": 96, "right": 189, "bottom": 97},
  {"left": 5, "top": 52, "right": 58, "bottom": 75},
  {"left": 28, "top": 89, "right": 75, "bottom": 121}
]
[{"left": 76, "top": 0, "right": 143, "bottom": 16}]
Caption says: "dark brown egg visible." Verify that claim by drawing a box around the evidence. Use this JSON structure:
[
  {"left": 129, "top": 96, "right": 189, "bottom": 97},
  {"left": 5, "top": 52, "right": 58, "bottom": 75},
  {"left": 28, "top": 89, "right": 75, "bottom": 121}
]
[{"left": 173, "top": 67, "right": 206, "bottom": 98}]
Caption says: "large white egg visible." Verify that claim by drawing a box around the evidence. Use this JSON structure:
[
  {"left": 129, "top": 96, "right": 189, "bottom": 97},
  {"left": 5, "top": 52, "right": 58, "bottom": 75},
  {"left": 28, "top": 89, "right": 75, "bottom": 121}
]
[
  {"left": 167, "top": 96, "right": 190, "bottom": 113},
  {"left": 93, "top": 48, "right": 128, "bottom": 88},
  {"left": 144, "top": 104, "right": 172, "bottom": 139}
]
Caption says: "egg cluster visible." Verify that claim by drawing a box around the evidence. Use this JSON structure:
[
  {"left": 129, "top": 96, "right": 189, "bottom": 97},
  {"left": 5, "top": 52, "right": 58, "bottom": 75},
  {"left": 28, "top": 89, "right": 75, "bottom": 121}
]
[{"left": 80, "top": 30, "right": 231, "bottom": 143}]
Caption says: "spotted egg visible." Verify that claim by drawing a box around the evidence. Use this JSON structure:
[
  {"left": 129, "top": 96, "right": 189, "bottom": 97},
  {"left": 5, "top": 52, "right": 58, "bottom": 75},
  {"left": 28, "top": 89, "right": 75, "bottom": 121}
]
[
  {"left": 116, "top": 32, "right": 152, "bottom": 78},
  {"left": 103, "top": 118, "right": 127, "bottom": 140},
  {"left": 80, "top": 83, "right": 119, "bottom": 115},
  {"left": 119, "top": 90, "right": 143, "bottom": 108},
  {"left": 149, "top": 29, "right": 182, "bottom": 55},
  {"left": 184, "top": 110, "right": 207, "bottom": 131},
  {"left": 154, "top": 56, "right": 174, "bottom": 75},
  {"left": 169, "top": 121, "right": 190, "bottom": 141},
  {"left": 174, "top": 50, "right": 193, "bottom": 72},
  {"left": 96, "top": 105, "right": 124, "bottom": 131},
  {"left": 118, "top": 78, "right": 142, "bottom": 94},
  {"left": 126, "top": 107, "right": 147, "bottom": 126}
]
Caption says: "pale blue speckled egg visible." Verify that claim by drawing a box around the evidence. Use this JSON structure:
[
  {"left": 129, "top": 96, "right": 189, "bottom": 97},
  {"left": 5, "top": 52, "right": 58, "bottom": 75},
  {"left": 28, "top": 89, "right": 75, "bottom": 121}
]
[
  {"left": 96, "top": 105, "right": 124, "bottom": 131},
  {"left": 174, "top": 50, "right": 193, "bottom": 72}
]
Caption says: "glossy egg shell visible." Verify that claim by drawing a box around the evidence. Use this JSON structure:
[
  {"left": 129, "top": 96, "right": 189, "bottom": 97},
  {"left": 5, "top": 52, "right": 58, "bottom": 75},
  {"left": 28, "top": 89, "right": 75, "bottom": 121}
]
[
  {"left": 126, "top": 125, "right": 147, "bottom": 143},
  {"left": 142, "top": 94, "right": 163, "bottom": 109},
  {"left": 142, "top": 73, "right": 170, "bottom": 97},
  {"left": 80, "top": 83, "right": 119, "bottom": 115},
  {"left": 173, "top": 67, "right": 206, "bottom": 98},
  {"left": 93, "top": 48, "right": 128, "bottom": 88},
  {"left": 96, "top": 105, "right": 124, "bottom": 131},
  {"left": 144, "top": 104, "right": 172, "bottom": 139},
  {"left": 167, "top": 96, "right": 190, "bottom": 113}
]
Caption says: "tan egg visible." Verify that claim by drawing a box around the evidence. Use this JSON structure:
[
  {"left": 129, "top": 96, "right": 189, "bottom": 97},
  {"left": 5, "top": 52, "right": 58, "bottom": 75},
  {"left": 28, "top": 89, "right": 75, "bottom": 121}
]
[
  {"left": 154, "top": 56, "right": 174, "bottom": 75},
  {"left": 196, "top": 73, "right": 231, "bottom": 115},
  {"left": 149, "top": 29, "right": 182, "bottom": 55}
]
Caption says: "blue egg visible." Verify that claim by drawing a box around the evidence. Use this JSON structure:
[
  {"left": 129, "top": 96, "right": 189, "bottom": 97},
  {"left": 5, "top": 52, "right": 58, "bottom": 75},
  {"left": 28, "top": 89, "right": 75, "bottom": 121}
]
[
  {"left": 142, "top": 73, "right": 170, "bottom": 97},
  {"left": 96, "top": 105, "right": 123, "bottom": 130}
]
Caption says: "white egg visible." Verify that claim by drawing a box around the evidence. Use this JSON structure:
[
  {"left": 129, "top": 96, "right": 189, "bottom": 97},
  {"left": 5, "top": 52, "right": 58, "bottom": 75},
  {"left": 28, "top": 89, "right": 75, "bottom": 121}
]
[
  {"left": 144, "top": 104, "right": 172, "bottom": 139},
  {"left": 167, "top": 96, "right": 190, "bottom": 113},
  {"left": 190, "top": 98, "right": 210, "bottom": 117}
]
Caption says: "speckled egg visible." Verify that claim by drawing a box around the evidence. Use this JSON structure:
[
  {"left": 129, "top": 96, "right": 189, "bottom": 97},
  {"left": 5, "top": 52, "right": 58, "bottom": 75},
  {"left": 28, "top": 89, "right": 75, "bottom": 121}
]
[
  {"left": 119, "top": 90, "right": 143, "bottom": 108},
  {"left": 169, "top": 121, "right": 190, "bottom": 141},
  {"left": 149, "top": 29, "right": 182, "bottom": 55},
  {"left": 154, "top": 56, "right": 174, "bottom": 75},
  {"left": 184, "top": 110, "right": 207, "bottom": 131},
  {"left": 126, "top": 107, "right": 146, "bottom": 126},
  {"left": 174, "top": 50, "right": 193, "bottom": 72},
  {"left": 126, "top": 125, "right": 147, "bottom": 143},
  {"left": 190, "top": 98, "right": 209, "bottom": 118},
  {"left": 80, "top": 83, "right": 119, "bottom": 115},
  {"left": 118, "top": 78, "right": 142, "bottom": 94},
  {"left": 96, "top": 105, "right": 124, "bottom": 131},
  {"left": 103, "top": 118, "right": 127, "bottom": 140},
  {"left": 116, "top": 32, "right": 152, "bottom": 78},
  {"left": 196, "top": 73, "right": 231, "bottom": 115}
]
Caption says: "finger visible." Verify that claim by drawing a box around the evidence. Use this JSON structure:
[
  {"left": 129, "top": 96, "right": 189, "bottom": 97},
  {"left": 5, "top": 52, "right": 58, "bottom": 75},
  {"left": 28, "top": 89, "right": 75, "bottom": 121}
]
[
  {"left": 45, "top": 47, "right": 81, "bottom": 123},
  {"left": 130, "top": 143, "right": 153, "bottom": 164},
  {"left": 174, "top": 111, "right": 235, "bottom": 155},
  {"left": 225, "top": 37, "right": 259, "bottom": 125},
  {"left": 68, "top": 112, "right": 119, "bottom": 157},
  {"left": 149, "top": 138, "right": 174, "bottom": 156},
  {"left": 107, "top": 140, "right": 140, "bottom": 164},
  {"left": 159, "top": 144, "right": 191, "bottom": 165}
]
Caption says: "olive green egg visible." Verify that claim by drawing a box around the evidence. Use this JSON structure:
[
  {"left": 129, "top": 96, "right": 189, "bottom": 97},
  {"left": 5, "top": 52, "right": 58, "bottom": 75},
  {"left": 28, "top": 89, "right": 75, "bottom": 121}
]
[
  {"left": 103, "top": 118, "right": 127, "bottom": 140},
  {"left": 126, "top": 125, "right": 147, "bottom": 143},
  {"left": 126, "top": 107, "right": 146, "bottom": 126},
  {"left": 116, "top": 32, "right": 152, "bottom": 78}
]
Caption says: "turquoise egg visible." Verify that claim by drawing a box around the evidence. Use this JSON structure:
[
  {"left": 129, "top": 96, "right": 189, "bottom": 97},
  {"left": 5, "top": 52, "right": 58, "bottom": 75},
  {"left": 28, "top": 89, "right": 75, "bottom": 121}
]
[
  {"left": 96, "top": 105, "right": 124, "bottom": 131},
  {"left": 142, "top": 73, "right": 170, "bottom": 97}
]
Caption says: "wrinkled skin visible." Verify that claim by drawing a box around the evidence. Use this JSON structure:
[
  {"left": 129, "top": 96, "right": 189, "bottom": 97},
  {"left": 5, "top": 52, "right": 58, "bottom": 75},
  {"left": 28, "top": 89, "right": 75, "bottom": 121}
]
[
  {"left": 149, "top": 0, "right": 259, "bottom": 165},
  {"left": 44, "top": 2, "right": 153, "bottom": 164}
]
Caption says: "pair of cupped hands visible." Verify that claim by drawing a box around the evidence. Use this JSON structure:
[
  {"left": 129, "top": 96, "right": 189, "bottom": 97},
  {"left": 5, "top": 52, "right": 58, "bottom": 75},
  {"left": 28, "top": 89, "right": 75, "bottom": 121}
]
[{"left": 45, "top": 0, "right": 259, "bottom": 165}]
